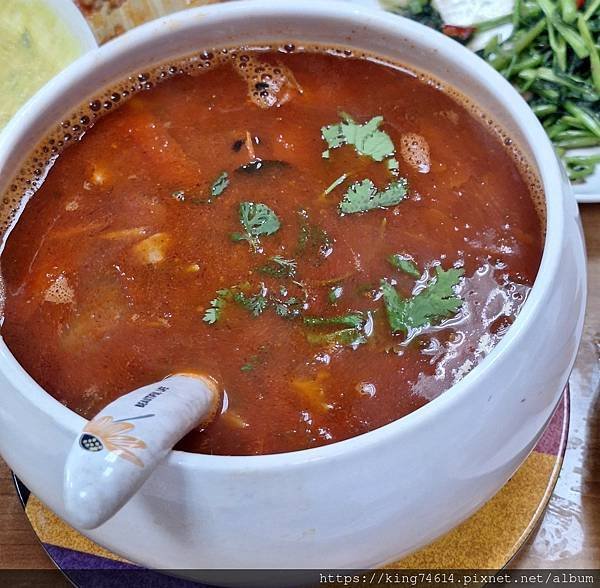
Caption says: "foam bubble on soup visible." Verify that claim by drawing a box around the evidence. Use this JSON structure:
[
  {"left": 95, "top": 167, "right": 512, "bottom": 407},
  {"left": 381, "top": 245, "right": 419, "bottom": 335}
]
[
  {"left": 44, "top": 274, "right": 75, "bottom": 305},
  {"left": 232, "top": 52, "right": 302, "bottom": 108},
  {"left": 400, "top": 133, "right": 431, "bottom": 174}
]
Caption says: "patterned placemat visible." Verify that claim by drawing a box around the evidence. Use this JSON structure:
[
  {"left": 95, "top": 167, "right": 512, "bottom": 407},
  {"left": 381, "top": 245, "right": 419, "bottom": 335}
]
[{"left": 14, "top": 391, "right": 568, "bottom": 584}]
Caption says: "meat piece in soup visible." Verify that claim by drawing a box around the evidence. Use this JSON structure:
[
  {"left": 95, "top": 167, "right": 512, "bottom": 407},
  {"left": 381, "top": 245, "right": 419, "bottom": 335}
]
[{"left": 0, "top": 47, "right": 543, "bottom": 455}]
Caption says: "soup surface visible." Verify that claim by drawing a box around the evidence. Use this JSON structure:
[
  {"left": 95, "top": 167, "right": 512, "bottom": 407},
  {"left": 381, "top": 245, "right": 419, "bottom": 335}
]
[{"left": 0, "top": 47, "right": 543, "bottom": 455}]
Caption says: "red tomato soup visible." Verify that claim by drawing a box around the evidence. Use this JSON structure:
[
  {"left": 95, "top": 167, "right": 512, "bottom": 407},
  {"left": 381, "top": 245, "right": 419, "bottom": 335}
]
[{"left": 0, "top": 47, "right": 543, "bottom": 455}]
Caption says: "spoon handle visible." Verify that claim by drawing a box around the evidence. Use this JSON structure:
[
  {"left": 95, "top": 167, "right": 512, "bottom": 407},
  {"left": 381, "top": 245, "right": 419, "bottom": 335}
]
[{"left": 63, "top": 373, "right": 220, "bottom": 529}]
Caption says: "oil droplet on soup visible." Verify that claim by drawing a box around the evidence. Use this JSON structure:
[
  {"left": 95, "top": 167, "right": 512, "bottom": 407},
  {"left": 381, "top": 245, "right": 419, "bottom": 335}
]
[{"left": 0, "top": 47, "right": 544, "bottom": 455}]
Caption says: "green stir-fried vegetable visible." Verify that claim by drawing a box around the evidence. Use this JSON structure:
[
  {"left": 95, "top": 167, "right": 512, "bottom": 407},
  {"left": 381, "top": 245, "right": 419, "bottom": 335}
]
[{"left": 383, "top": 0, "right": 600, "bottom": 182}]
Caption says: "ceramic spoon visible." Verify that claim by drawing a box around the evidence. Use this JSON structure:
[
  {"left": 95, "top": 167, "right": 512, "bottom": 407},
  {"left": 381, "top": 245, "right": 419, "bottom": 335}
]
[{"left": 63, "top": 373, "right": 221, "bottom": 529}]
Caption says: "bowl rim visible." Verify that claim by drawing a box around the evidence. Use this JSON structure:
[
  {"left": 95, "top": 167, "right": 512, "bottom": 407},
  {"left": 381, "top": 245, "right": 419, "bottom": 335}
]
[{"left": 0, "top": 0, "right": 565, "bottom": 471}]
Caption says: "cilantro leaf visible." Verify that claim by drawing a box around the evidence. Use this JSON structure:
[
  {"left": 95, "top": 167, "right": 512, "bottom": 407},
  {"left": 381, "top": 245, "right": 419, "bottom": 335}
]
[
  {"left": 240, "top": 346, "right": 268, "bottom": 372},
  {"left": 204, "top": 284, "right": 268, "bottom": 323},
  {"left": 203, "top": 288, "right": 233, "bottom": 324},
  {"left": 339, "top": 179, "right": 408, "bottom": 214},
  {"left": 350, "top": 116, "right": 395, "bottom": 162},
  {"left": 296, "top": 210, "right": 333, "bottom": 260},
  {"left": 271, "top": 283, "right": 306, "bottom": 319},
  {"left": 181, "top": 172, "right": 230, "bottom": 206},
  {"left": 406, "top": 267, "right": 464, "bottom": 327},
  {"left": 303, "top": 311, "right": 368, "bottom": 348},
  {"left": 321, "top": 114, "right": 395, "bottom": 162},
  {"left": 387, "top": 157, "right": 400, "bottom": 176},
  {"left": 381, "top": 266, "right": 465, "bottom": 335},
  {"left": 273, "top": 297, "right": 302, "bottom": 319},
  {"left": 258, "top": 256, "right": 297, "bottom": 278},
  {"left": 328, "top": 285, "right": 343, "bottom": 304},
  {"left": 388, "top": 254, "right": 421, "bottom": 278},
  {"left": 322, "top": 124, "right": 346, "bottom": 153},
  {"left": 231, "top": 202, "right": 281, "bottom": 250},
  {"left": 306, "top": 328, "right": 366, "bottom": 347},
  {"left": 205, "top": 280, "right": 307, "bottom": 325},
  {"left": 303, "top": 313, "right": 364, "bottom": 329},
  {"left": 380, "top": 281, "right": 407, "bottom": 334},
  {"left": 210, "top": 171, "right": 229, "bottom": 199},
  {"left": 233, "top": 283, "right": 268, "bottom": 317},
  {"left": 203, "top": 307, "right": 219, "bottom": 324}
]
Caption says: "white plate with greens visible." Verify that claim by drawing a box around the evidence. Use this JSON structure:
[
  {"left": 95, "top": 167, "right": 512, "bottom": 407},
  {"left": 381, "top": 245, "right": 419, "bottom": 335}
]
[{"left": 348, "top": 0, "right": 600, "bottom": 203}]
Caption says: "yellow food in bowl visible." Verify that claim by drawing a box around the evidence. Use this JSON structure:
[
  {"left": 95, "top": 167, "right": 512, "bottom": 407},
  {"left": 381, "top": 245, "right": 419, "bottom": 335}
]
[{"left": 0, "top": 0, "right": 86, "bottom": 130}]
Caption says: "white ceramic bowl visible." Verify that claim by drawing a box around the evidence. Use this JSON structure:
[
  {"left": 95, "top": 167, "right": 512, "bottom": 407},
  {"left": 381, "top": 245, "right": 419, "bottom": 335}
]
[{"left": 0, "top": 0, "right": 586, "bottom": 576}]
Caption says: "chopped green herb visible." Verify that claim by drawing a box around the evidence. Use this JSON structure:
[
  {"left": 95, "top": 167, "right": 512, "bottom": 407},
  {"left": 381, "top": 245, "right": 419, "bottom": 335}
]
[
  {"left": 210, "top": 171, "right": 229, "bottom": 199},
  {"left": 388, "top": 254, "right": 421, "bottom": 278},
  {"left": 204, "top": 283, "right": 268, "bottom": 323},
  {"left": 233, "top": 283, "right": 268, "bottom": 317},
  {"left": 328, "top": 285, "right": 343, "bottom": 303},
  {"left": 203, "top": 307, "right": 218, "bottom": 324},
  {"left": 339, "top": 179, "right": 408, "bottom": 215},
  {"left": 241, "top": 347, "right": 269, "bottom": 372},
  {"left": 321, "top": 114, "right": 395, "bottom": 162},
  {"left": 296, "top": 210, "right": 333, "bottom": 260},
  {"left": 381, "top": 266, "right": 464, "bottom": 336},
  {"left": 231, "top": 202, "right": 281, "bottom": 250},
  {"left": 387, "top": 158, "right": 400, "bottom": 175},
  {"left": 203, "top": 288, "right": 232, "bottom": 324},
  {"left": 303, "top": 311, "right": 368, "bottom": 347},
  {"left": 273, "top": 297, "right": 303, "bottom": 318},
  {"left": 323, "top": 173, "right": 348, "bottom": 195},
  {"left": 205, "top": 279, "right": 309, "bottom": 324},
  {"left": 303, "top": 313, "right": 364, "bottom": 329},
  {"left": 271, "top": 281, "right": 307, "bottom": 319},
  {"left": 179, "top": 172, "right": 230, "bottom": 206},
  {"left": 306, "top": 328, "right": 366, "bottom": 347},
  {"left": 258, "top": 256, "right": 297, "bottom": 278}
]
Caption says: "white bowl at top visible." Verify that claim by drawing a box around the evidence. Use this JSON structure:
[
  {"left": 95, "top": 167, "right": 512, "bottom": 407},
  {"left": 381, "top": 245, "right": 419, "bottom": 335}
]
[
  {"left": 0, "top": 0, "right": 586, "bottom": 580},
  {"left": 45, "top": 0, "right": 97, "bottom": 48},
  {"left": 0, "top": 0, "right": 98, "bottom": 132}
]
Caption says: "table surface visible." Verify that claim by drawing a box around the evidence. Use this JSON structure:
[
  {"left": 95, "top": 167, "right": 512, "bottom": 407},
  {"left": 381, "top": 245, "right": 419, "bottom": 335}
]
[{"left": 0, "top": 206, "right": 598, "bottom": 576}]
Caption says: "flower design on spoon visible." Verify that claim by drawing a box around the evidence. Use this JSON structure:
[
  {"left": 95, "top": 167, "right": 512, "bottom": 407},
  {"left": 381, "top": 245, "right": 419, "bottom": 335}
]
[{"left": 80, "top": 415, "right": 149, "bottom": 467}]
